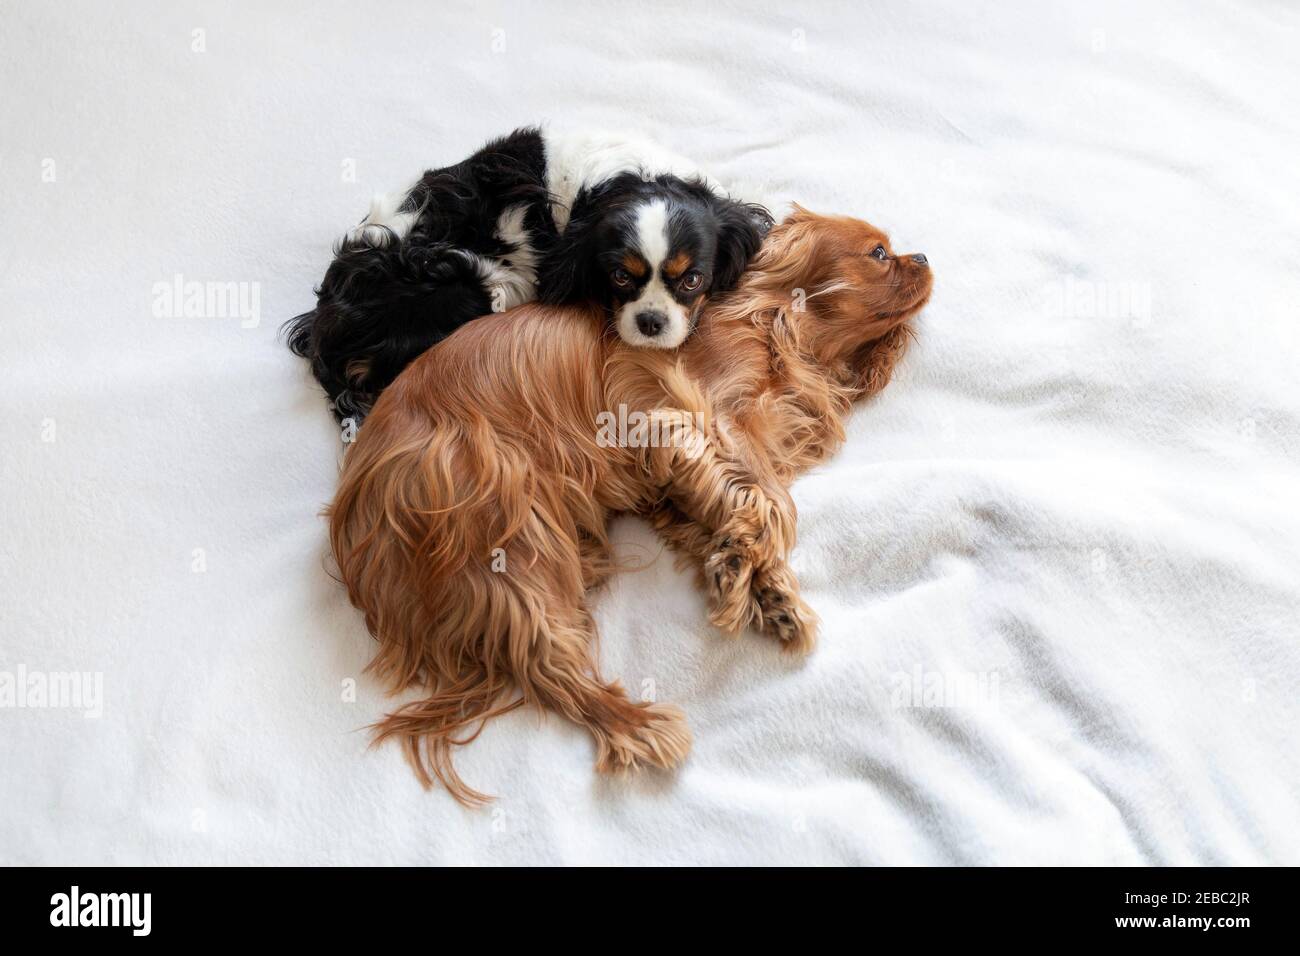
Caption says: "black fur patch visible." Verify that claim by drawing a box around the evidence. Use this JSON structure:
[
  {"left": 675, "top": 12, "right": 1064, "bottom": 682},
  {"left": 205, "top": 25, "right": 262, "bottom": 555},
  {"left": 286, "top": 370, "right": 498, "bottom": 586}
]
[{"left": 285, "top": 127, "right": 550, "bottom": 422}]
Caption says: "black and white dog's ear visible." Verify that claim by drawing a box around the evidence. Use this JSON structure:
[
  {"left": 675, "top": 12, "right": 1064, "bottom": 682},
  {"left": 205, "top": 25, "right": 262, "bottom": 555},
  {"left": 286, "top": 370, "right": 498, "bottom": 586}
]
[
  {"left": 537, "top": 211, "right": 596, "bottom": 305},
  {"left": 711, "top": 198, "right": 775, "bottom": 293},
  {"left": 539, "top": 174, "right": 642, "bottom": 304}
]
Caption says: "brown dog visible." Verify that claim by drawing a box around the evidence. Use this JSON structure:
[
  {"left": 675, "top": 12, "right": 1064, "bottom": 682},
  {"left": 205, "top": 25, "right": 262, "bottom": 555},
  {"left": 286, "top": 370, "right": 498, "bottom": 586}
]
[{"left": 329, "top": 206, "right": 932, "bottom": 804}]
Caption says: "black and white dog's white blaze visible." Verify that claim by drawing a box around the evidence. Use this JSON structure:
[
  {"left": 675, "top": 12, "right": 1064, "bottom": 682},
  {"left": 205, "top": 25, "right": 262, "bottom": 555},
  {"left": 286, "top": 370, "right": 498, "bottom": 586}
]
[{"left": 286, "top": 127, "right": 771, "bottom": 422}]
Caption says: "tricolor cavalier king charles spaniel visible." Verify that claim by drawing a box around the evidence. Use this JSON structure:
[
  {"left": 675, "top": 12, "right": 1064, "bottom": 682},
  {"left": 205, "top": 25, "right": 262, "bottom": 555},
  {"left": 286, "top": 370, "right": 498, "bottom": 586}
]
[
  {"left": 286, "top": 127, "right": 772, "bottom": 421},
  {"left": 328, "top": 207, "right": 932, "bottom": 804}
]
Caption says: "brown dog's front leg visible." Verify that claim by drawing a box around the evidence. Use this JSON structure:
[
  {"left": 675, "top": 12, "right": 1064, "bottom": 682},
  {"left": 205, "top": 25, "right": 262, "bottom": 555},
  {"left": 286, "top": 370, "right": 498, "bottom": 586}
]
[
  {"left": 850, "top": 323, "right": 912, "bottom": 400},
  {"left": 639, "top": 410, "right": 792, "bottom": 551},
  {"left": 649, "top": 503, "right": 817, "bottom": 655},
  {"left": 640, "top": 414, "right": 817, "bottom": 653}
]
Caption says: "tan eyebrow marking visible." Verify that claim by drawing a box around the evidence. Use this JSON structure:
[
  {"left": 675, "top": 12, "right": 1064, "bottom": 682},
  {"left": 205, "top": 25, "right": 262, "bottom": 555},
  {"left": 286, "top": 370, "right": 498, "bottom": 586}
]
[
  {"left": 621, "top": 254, "right": 648, "bottom": 278},
  {"left": 664, "top": 252, "right": 693, "bottom": 279}
]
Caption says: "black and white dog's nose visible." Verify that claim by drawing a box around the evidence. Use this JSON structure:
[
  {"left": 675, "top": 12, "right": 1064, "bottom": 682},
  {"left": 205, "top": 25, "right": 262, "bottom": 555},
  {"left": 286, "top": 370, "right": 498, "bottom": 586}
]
[{"left": 636, "top": 310, "right": 667, "bottom": 336}]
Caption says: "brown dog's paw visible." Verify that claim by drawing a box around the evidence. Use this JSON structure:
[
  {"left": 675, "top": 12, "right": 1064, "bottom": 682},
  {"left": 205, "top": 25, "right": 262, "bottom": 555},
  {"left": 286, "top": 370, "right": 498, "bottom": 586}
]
[
  {"left": 704, "top": 531, "right": 761, "bottom": 634},
  {"left": 596, "top": 703, "right": 693, "bottom": 773},
  {"left": 753, "top": 564, "right": 818, "bottom": 656}
]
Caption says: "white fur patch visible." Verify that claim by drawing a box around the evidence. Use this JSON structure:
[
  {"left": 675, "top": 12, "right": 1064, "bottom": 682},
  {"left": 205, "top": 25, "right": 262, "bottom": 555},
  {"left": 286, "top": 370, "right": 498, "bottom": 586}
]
[
  {"left": 543, "top": 129, "right": 713, "bottom": 234},
  {"left": 473, "top": 203, "right": 539, "bottom": 314},
  {"left": 348, "top": 175, "right": 422, "bottom": 246}
]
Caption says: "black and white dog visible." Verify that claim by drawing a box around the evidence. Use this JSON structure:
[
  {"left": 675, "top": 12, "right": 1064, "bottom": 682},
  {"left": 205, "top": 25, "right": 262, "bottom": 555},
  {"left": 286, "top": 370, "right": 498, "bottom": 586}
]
[{"left": 286, "top": 127, "right": 772, "bottom": 421}]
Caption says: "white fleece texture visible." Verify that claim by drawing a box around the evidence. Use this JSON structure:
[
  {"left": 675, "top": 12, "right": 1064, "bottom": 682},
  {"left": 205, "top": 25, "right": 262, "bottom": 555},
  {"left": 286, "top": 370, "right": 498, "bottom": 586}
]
[{"left": 2, "top": 0, "right": 1297, "bottom": 864}]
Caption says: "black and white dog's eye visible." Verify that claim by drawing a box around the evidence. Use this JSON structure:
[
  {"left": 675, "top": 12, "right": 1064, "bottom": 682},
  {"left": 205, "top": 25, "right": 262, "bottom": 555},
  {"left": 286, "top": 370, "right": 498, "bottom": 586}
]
[
  {"left": 680, "top": 270, "right": 703, "bottom": 292},
  {"left": 611, "top": 268, "right": 633, "bottom": 288},
  {"left": 872, "top": 245, "right": 889, "bottom": 262}
]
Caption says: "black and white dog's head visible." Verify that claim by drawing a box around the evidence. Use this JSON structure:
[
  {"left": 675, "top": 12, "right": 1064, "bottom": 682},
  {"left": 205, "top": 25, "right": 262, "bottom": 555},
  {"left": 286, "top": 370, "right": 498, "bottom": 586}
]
[{"left": 539, "top": 174, "right": 773, "bottom": 349}]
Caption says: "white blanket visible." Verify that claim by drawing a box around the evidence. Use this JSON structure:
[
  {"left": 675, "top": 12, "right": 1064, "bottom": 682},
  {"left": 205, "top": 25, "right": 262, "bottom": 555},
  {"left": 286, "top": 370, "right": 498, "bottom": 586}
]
[{"left": 2, "top": 0, "right": 1297, "bottom": 865}]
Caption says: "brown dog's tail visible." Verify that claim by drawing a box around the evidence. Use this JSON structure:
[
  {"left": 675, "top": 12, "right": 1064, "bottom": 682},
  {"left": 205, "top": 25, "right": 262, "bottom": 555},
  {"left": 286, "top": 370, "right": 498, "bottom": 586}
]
[
  {"left": 327, "top": 401, "right": 524, "bottom": 805},
  {"left": 370, "top": 667, "right": 523, "bottom": 807}
]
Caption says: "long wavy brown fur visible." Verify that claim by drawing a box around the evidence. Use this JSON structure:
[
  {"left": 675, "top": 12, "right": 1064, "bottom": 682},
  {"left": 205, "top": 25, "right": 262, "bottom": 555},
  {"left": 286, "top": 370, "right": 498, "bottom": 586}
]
[{"left": 328, "top": 205, "right": 933, "bottom": 805}]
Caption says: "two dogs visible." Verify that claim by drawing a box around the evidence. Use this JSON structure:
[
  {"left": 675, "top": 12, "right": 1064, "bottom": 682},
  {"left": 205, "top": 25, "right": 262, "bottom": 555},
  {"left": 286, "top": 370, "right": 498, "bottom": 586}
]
[
  {"left": 287, "top": 128, "right": 770, "bottom": 422},
  {"left": 288, "top": 130, "right": 932, "bottom": 803},
  {"left": 327, "top": 207, "right": 931, "bottom": 804}
]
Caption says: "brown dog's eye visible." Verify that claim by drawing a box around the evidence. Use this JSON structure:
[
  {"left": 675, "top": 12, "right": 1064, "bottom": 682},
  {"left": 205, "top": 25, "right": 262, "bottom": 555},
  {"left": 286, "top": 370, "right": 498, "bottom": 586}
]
[
  {"left": 611, "top": 268, "right": 633, "bottom": 288},
  {"left": 871, "top": 245, "right": 889, "bottom": 262},
  {"left": 679, "top": 270, "right": 703, "bottom": 292}
]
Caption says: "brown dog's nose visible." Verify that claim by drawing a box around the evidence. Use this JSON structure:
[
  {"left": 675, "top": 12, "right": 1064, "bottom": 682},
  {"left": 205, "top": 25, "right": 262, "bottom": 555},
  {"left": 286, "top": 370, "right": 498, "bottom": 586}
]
[{"left": 912, "top": 254, "right": 928, "bottom": 266}]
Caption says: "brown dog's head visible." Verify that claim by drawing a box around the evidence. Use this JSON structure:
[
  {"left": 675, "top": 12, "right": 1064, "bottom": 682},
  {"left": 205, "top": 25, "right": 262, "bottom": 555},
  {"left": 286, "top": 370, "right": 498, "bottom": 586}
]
[{"left": 742, "top": 205, "right": 932, "bottom": 371}]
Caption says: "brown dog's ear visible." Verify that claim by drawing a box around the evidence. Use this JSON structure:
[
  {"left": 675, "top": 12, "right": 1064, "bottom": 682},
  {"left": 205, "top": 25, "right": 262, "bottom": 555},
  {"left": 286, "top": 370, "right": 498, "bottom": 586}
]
[{"left": 785, "top": 202, "right": 817, "bottom": 223}]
